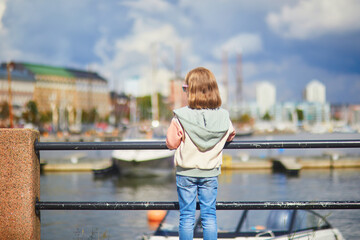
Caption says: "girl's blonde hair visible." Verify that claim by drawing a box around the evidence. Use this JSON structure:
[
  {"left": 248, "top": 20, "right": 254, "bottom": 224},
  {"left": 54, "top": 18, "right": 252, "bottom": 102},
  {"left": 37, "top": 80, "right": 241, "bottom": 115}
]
[{"left": 185, "top": 67, "right": 222, "bottom": 109}]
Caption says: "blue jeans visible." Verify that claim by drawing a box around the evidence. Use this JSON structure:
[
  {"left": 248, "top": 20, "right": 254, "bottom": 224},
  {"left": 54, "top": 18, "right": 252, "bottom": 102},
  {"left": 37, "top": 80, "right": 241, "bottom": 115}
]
[{"left": 176, "top": 175, "right": 218, "bottom": 240}]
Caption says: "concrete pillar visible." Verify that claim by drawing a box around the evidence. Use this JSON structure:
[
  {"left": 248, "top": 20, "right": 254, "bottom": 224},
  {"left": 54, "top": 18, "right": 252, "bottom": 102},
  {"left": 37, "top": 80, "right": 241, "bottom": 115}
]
[{"left": 0, "top": 129, "right": 40, "bottom": 240}]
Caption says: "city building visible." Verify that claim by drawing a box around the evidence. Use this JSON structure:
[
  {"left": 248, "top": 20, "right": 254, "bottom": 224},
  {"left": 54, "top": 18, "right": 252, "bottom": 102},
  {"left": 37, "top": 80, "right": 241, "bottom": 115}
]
[
  {"left": 301, "top": 80, "right": 330, "bottom": 125},
  {"left": 168, "top": 78, "right": 187, "bottom": 110},
  {"left": 0, "top": 65, "right": 36, "bottom": 119},
  {"left": 256, "top": 81, "right": 276, "bottom": 117},
  {"left": 304, "top": 80, "right": 326, "bottom": 103},
  {"left": 348, "top": 105, "right": 360, "bottom": 128},
  {"left": 331, "top": 104, "right": 360, "bottom": 130},
  {"left": 109, "top": 91, "right": 130, "bottom": 126},
  {"left": 297, "top": 102, "right": 330, "bottom": 124},
  {"left": 0, "top": 62, "right": 110, "bottom": 130},
  {"left": 272, "top": 102, "right": 297, "bottom": 123}
]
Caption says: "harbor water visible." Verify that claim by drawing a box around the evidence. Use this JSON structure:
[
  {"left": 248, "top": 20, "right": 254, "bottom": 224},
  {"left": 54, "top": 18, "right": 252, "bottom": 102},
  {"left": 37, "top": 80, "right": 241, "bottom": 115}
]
[
  {"left": 39, "top": 133, "right": 360, "bottom": 239},
  {"left": 40, "top": 169, "right": 360, "bottom": 239}
]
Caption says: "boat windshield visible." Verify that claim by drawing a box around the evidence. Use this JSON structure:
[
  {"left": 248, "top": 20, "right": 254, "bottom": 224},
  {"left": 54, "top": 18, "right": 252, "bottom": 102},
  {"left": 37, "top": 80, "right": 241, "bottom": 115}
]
[
  {"left": 240, "top": 210, "right": 293, "bottom": 233},
  {"left": 292, "top": 210, "right": 330, "bottom": 231}
]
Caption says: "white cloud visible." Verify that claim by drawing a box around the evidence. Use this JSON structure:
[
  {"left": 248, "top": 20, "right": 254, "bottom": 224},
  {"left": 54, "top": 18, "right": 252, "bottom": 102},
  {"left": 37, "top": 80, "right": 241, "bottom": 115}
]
[
  {"left": 115, "top": 21, "right": 181, "bottom": 53},
  {"left": 1, "top": 0, "right": 358, "bottom": 104},
  {"left": 92, "top": 15, "right": 194, "bottom": 96},
  {"left": 0, "top": 0, "right": 23, "bottom": 62},
  {"left": 0, "top": 0, "right": 6, "bottom": 30},
  {"left": 213, "top": 33, "right": 263, "bottom": 59},
  {"left": 88, "top": 0, "right": 206, "bottom": 96},
  {"left": 266, "top": 0, "right": 360, "bottom": 39},
  {"left": 122, "top": 0, "right": 171, "bottom": 14}
]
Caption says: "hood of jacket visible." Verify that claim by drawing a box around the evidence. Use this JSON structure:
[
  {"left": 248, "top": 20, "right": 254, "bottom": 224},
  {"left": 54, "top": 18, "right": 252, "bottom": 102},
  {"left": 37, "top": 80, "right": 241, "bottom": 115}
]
[{"left": 173, "top": 106, "right": 230, "bottom": 151}]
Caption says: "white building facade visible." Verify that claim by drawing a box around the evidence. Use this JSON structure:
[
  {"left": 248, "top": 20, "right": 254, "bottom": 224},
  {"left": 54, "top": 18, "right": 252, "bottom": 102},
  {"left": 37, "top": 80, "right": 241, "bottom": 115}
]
[
  {"left": 256, "top": 81, "right": 276, "bottom": 117},
  {"left": 300, "top": 80, "right": 330, "bottom": 124},
  {"left": 304, "top": 80, "right": 326, "bottom": 103}
]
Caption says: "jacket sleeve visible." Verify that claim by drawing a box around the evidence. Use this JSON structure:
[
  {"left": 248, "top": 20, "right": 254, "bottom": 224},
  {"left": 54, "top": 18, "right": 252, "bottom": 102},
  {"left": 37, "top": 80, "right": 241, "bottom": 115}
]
[
  {"left": 227, "top": 121, "right": 236, "bottom": 142},
  {"left": 166, "top": 118, "right": 184, "bottom": 149}
]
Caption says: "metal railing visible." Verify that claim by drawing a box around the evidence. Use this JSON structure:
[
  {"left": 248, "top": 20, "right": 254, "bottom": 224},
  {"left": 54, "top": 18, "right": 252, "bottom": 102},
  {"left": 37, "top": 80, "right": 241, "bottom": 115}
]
[
  {"left": 36, "top": 201, "right": 360, "bottom": 210},
  {"left": 35, "top": 140, "right": 360, "bottom": 211},
  {"left": 35, "top": 139, "right": 360, "bottom": 151}
]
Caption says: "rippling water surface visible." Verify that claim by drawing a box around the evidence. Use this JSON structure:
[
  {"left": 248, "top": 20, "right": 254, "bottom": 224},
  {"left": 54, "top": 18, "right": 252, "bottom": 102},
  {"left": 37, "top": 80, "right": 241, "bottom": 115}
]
[{"left": 40, "top": 168, "right": 360, "bottom": 239}]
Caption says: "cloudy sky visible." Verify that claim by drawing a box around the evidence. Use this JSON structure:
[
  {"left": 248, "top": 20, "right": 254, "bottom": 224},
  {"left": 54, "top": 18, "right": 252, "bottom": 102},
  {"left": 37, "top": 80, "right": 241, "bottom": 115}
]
[{"left": 0, "top": 0, "right": 359, "bottom": 104}]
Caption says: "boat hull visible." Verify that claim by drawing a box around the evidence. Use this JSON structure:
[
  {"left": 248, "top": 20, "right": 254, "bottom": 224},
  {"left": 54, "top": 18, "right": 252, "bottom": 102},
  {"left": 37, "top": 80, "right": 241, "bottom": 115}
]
[{"left": 112, "top": 149, "right": 174, "bottom": 177}]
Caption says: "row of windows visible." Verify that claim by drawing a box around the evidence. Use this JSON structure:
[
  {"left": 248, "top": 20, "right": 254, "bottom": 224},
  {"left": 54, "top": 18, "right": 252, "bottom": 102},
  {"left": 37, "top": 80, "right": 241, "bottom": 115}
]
[
  {"left": 35, "top": 81, "right": 108, "bottom": 93},
  {"left": 0, "top": 82, "right": 35, "bottom": 93}
]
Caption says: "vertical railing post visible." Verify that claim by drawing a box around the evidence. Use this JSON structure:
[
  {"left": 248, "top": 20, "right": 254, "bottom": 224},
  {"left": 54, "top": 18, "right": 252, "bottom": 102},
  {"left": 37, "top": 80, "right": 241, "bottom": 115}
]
[{"left": 0, "top": 129, "right": 40, "bottom": 240}]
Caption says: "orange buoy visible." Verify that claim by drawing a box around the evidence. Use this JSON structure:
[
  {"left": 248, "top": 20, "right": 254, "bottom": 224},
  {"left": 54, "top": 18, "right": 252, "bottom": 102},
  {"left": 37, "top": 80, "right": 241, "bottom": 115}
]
[
  {"left": 147, "top": 210, "right": 167, "bottom": 222},
  {"left": 147, "top": 210, "right": 167, "bottom": 230}
]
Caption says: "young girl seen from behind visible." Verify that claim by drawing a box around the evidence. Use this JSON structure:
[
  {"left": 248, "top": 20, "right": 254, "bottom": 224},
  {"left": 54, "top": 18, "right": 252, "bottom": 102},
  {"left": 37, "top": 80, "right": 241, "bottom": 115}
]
[{"left": 166, "top": 67, "right": 235, "bottom": 240}]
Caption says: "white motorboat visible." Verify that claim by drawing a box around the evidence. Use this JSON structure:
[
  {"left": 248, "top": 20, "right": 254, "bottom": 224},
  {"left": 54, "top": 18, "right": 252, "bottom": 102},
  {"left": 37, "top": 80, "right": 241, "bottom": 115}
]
[
  {"left": 111, "top": 125, "right": 174, "bottom": 177},
  {"left": 144, "top": 209, "right": 344, "bottom": 240}
]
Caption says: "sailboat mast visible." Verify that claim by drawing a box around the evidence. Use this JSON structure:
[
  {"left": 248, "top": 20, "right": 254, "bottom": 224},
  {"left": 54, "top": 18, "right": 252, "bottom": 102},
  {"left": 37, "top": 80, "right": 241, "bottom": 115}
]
[
  {"left": 151, "top": 44, "right": 159, "bottom": 124},
  {"left": 236, "top": 53, "right": 243, "bottom": 105},
  {"left": 222, "top": 51, "right": 229, "bottom": 108},
  {"left": 174, "top": 44, "right": 183, "bottom": 109}
]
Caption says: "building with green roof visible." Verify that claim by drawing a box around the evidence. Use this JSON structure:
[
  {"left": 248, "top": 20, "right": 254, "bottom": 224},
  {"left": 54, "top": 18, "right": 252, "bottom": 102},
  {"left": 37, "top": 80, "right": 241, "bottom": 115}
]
[{"left": 0, "top": 62, "right": 110, "bottom": 130}]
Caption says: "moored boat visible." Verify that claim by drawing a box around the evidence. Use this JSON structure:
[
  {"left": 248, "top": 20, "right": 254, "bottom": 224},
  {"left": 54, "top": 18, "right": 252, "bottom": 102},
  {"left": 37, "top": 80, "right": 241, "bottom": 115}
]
[
  {"left": 111, "top": 125, "right": 174, "bottom": 177},
  {"left": 144, "top": 209, "right": 344, "bottom": 240}
]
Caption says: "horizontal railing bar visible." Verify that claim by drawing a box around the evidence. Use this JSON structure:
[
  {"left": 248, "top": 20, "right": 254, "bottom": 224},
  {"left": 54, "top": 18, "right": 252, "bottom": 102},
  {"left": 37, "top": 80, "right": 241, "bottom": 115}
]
[
  {"left": 36, "top": 201, "right": 360, "bottom": 210},
  {"left": 35, "top": 140, "right": 360, "bottom": 151},
  {"left": 35, "top": 141, "right": 169, "bottom": 151}
]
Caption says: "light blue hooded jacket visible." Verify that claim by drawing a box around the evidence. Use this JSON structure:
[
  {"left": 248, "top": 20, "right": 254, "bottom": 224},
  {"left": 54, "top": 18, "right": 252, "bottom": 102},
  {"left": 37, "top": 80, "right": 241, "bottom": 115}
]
[
  {"left": 173, "top": 107, "right": 230, "bottom": 151},
  {"left": 172, "top": 107, "right": 232, "bottom": 177}
]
